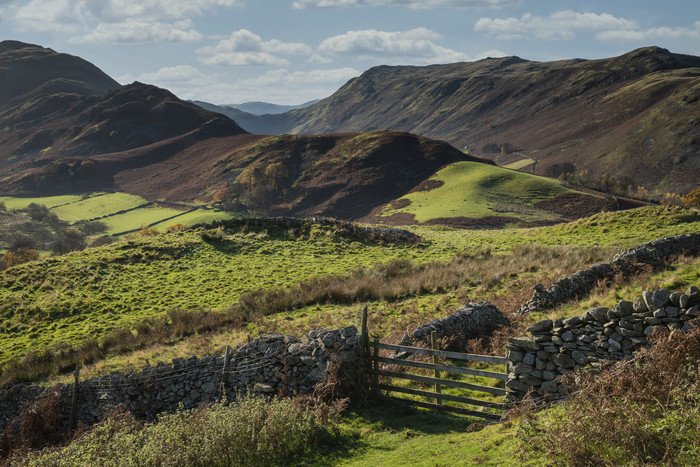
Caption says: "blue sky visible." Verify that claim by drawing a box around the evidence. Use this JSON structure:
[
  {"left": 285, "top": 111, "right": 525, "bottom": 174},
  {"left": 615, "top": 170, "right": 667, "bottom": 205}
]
[{"left": 1, "top": 0, "right": 699, "bottom": 104}]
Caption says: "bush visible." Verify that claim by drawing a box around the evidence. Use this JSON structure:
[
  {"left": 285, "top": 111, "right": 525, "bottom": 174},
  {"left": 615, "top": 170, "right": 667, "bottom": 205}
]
[
  {"left": 16, "top": 397, "right": 341, "bottom": 466},
  {"left": 166, "top": 223, "right": 188, "bottom": 232},
  {"left": 1, "top": 387, "right": 68, "bottom": 460},
  {"left": 24, "top": 203, "right": 49, "bottom": 221},
  {"left": 0, "top": 248, "right": 39, "bottom": 270},
  {"left": 682, "top": 184, "right": 700, "bottom": 209},
  {"left": 138, "top": 226, "right": 160, "bottom": 237},
  {"left": 200, "top": 227, "right": 225, "bottom": 243}
]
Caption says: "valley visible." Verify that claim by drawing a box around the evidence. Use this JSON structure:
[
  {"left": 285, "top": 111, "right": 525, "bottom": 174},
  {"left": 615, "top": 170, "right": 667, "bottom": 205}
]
[{"left": 0, "top": 37, "right": 699, "bottom": 466}]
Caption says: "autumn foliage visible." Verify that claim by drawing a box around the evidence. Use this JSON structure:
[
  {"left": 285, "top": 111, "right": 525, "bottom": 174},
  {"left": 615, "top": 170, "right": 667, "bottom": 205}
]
[{"left": 0, "top": 248, "right": 39, "bottom": 270}]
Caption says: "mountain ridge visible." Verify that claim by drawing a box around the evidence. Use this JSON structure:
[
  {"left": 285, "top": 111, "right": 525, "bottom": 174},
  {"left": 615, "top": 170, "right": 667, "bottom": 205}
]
[
  {"left": 0, "top": 41, "right": 653, "bottom": 226},
  {"left": 232, "top": 46, "right": 700, "bottom": 194}
]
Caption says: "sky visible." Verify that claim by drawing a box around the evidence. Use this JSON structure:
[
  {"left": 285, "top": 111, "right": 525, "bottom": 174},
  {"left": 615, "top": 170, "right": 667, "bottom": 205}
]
[{"left": 1, "top": 0, "right": 699, "bottom": 105}]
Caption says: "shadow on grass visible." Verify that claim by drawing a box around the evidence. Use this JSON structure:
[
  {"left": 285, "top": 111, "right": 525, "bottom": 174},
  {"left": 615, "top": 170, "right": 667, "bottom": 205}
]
[{"left": 305, "top": 397, "right": 486, "bottom": 466}]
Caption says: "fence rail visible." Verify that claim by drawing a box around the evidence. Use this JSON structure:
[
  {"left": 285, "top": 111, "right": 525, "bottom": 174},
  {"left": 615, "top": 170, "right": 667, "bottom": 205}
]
[
  {"left": 368, "top": 335, "right": 508, "bottom": 420},
  {"left": 373, "top": 342, "right": 509, "bottom": 365}
]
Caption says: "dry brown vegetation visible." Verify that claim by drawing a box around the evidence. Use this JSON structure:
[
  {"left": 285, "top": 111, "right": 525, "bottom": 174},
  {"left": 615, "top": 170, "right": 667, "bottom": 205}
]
[{"left": 524, "top": 326, "right": 700, "bottom": 465}]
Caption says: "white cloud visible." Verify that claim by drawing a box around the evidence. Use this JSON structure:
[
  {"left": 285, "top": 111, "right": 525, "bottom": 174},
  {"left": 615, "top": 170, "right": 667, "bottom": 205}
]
[
  {"left": 293, "top": 0, "right": 519, "bottom": 9},
  {"left": 308, "top": 53, "right": 333, "bottom": 64},
  {"left": 131, "top": 66, "right": 359, "bottom": 104},
  {"left": 82, "top": 0, "right": 242, "bottom": 23},
  {"left": 9, "top": 0, "right": 86, "bottom": 32},
  {"left": 318, "top": 28, "right": 469, "bottom": 63},
  {"left": 70, "top": 20, "right": 203, "bottom": 44},
  {"left": 250, "top": 67, "right": 359, "bottom": 86},
  {"left": 197, "top": 29, "right": 312, "bottom": 66},
  {"left": 597, "top": 21, "right": 700, "bottom": 41},
  {"left": 137, "top": 65, "right": 218, "bottom": 87},
  {"left": 7, "top": 0, "right": 241, "bottom": 41},
  {"left": 475, "top": 10, "right": 638, "bottom": 40}
]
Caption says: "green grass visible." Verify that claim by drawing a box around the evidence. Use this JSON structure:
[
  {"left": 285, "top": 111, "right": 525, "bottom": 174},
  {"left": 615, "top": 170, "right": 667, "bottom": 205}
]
[
  {"left": 98, "top": 205, "right": 188, "bottom": 234},
  {"left": 380, "top": 161, "right": 580, "bottom": 223},
  {"left": 328, "top": 401, "right": 534, "bottom": 466},
  {"left": 152, "top": 209, "right": 234, "bottom": 229},
  {"left": 1, "top": 206, "right": 696, "bottom": 374},
  {"left": 0, "top": 192, "right": 233, "bottom": 236},
  {"left": 503, "top": 157, "right": 536, "bottom": 170},
  {"left": 50, "top": 192, "right": 148, "bottom": 222},
  {"left": 0, "top": 193, "right": 97, "bottom": 210},
  {"left": 0, "top": 225, "right": 425, "bottom": 363}
]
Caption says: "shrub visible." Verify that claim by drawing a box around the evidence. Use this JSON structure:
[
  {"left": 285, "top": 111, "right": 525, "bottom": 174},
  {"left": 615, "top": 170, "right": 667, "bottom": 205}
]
[
  {"left": 75, "top": 220, "right": 108, "bottom": 235},
  {"left": 0, "top": 248, "right": 39, "bottom": 270},
  {"left": 138, "top": 226, "right": 160, "bottom": 237},
  {"left": 24, "top": 203, "right": 50, "bottom": 221},
  {"left": 17, "top": 397, "right": 341, "bottom": 466},
  {"left": 0, "top": 387, "right": 68, "bottom": 459},
  {"left": 682, "top": 184, "right": 700, "bottom": 209},
  {"left": 166, "top": 223, "right": 188, "bottom": 232},
  {"left": 200, "top": 227, "right": 225, "bottom": 243}
]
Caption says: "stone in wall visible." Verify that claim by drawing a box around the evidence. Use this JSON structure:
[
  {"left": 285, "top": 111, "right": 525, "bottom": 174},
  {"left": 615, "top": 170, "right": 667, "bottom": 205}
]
[{"left": 505, "top": 285, "right": 700, "bottom": 403}]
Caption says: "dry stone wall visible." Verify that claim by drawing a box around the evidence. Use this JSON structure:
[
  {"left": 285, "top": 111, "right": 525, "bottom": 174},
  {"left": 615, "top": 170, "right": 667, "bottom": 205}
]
[
  {"left": 400, "top": 302, "right": 509, "bottom": 346},
  {"left": 0, "top": 327, "right": 361, "bottom": 430},
  {"left": 194, "top": 217, "right": 421, "bottom": 244},
  {"left": 518, "top": 233, "right": 700, "bottom": 314},
  {"left": 505, "top": 286, "right": 700, "bottom": 402}
]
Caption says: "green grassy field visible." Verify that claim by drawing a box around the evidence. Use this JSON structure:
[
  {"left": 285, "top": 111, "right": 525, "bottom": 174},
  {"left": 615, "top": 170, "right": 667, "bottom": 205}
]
[
  {"left": 503, "top": 157, "right": 536, "bottom": 171},
  {"left": 50, "top": 192, "right": 148, "bottom": 221},
  {"left": 379, "top": 161, "right": 582, "bottom": 223},
  {"left": 0, "top": 192, "right": 232, "bottom": 235},
  {"left": 0, "top": 205, "right": 697, "bottom": 369},
  {"left": 3, "top": 205, "right": 699, "bottom": 465}
]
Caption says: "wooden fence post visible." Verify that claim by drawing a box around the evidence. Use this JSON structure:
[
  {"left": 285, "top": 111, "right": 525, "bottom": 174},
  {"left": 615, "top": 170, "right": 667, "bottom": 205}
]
[
  {"left": 372, "top": 338, "right": 379, "bottom": 396},
  {"left": 431, "top": 331, "right": 441, "bottom": 405},
  {"left": 359, "top": 306, "right": 370, "bottom": 395},
  {"left": 69, "top": 365, "right": 80, "bottom": 431},
  {"left": 220, "top": 345, "right": 231, "bottom": 402},
  {"left": 360, "top": 305, "right": 369, "bottom": 355}
]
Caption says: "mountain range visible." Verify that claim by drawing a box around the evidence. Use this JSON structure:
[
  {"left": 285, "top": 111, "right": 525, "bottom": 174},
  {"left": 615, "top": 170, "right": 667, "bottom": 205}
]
[
  {"left": 208, "top": 47, "right": 700, "bottom": 195},
  {"left": 2, "top": 40, "right": 691, "bottom": 226}
]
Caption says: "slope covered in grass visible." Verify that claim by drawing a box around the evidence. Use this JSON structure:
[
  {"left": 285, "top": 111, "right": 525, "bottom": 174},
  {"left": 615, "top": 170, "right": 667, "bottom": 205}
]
[
  {"left": 369, "top": 161, "right": 602, "bottom": 226},
  {"left": 0, "top": 192, "right": 232, "bottom": 236},
  {"left": 0, "top": 206, "right": 697, "bottom": 375}
]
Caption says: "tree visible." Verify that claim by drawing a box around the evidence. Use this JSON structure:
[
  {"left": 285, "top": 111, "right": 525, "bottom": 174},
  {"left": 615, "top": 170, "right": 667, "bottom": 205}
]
[
  {"left": 51, "top": 228, "right": 86, "bottom": 254},
  {"left": 25, "top": 203, "right": 50, "bottom": 221},
  {"left": 682, "top": 185, "right": 700, "bottom": 208}
]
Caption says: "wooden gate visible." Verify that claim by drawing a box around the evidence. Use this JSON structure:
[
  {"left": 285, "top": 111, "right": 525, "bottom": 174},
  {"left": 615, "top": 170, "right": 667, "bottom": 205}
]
[{"left": 368, "top": 334, "right": 508, "bottom": 421}]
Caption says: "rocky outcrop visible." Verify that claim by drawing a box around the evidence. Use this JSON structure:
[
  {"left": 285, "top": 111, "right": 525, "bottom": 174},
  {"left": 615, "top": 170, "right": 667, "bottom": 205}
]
[
  {"left": 506, "top": 286, "right": 700, "bottom": 402},
  {"left": 0, "top": 327, "right": 361, "bottom": 430},
  {"left": 518, "top": 233, "right": 700, "bottom": 314}
]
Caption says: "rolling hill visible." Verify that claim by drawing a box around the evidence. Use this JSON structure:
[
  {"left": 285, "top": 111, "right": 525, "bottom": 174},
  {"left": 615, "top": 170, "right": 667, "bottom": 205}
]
[
  {"left": 235, "top": 47, "right": 700, "bottom": 195},
  {"left": 0, "top": 40, "right": 624, "bottom": 226}
]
